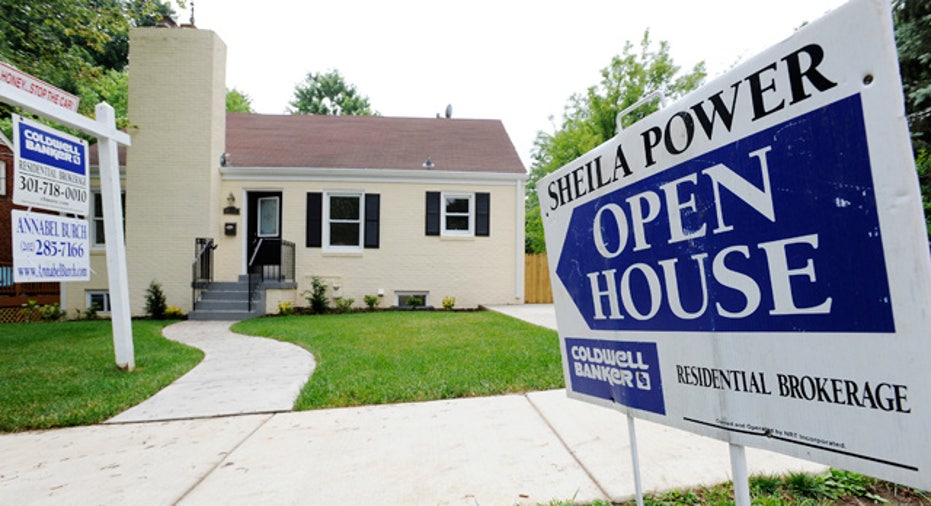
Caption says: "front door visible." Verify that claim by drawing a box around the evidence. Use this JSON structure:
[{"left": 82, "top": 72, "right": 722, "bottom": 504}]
[{"left": 246, "top": 191, "right": 282, "bottom": 274}]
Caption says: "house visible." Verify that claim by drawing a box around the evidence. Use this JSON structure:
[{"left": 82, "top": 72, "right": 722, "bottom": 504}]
[{"left": 64, "top": 25, "right": 526, "bottom": 318}]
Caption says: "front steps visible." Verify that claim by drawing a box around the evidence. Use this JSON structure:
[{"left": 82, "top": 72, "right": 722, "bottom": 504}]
[{"left": 189, "top": 277, "right": 264, "bottom": 321}]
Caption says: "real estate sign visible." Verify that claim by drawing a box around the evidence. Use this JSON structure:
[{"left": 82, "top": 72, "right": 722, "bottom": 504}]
[
  {"left": 11, "top": 209, "right": 90, "bottom": 283},
  {"left": 13, "top": 114, "right": 90, "bottom": 216},
  {"left": 538, "top": 0, "right": 931, "bottom": 489}
]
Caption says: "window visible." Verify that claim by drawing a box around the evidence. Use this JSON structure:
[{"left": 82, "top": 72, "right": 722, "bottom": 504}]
[
  {"left": 0, "top": 161, "right": 6, "bottom": 197},
  {"left": 257, "top": 196, "right": 280, "bottom": 237},
  {"left": 86, "top": 291, "right": 111, "bottom": 312},
  {"left": 306, "top": 192, "right": 380, "bottom": 249},
  {"left": 92, "top": 191, "right": 126, "bottom": 246},
  {"left": 425, "top": 191, "right": 490, "bottom": 237}
]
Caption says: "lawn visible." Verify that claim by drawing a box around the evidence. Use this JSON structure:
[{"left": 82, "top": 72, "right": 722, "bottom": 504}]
[
  {"left": 0, "top": 320, "right": 203, "bottom": 432},
  {"left": 232, "top": 310, "right": 563, "bottom": 409}
]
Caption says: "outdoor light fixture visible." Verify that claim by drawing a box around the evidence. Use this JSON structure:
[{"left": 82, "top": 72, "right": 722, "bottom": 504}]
[
  {"left": 223, "top": 192, "right": 239, "bottom": 215},
  {"left": 422, "top": 156, "right": 435, "bottom": 169}
]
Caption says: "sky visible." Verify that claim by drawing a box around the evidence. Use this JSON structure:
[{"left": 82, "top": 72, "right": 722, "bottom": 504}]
[{"left": 175, "top": 0, "right": 848, "bottom": 169}]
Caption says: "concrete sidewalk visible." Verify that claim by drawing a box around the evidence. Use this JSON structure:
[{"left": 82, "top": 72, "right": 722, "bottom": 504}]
[{"left": 0, "top": 305, "right": 826, "bottom": 505}]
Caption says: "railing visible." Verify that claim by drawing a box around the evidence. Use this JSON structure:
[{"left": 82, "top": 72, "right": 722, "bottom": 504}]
[
  {"left": 0, "top": 261, "right": 60, "bottom": 309},
  {"left": 247, "top": 238, "right": 296, "bottom": 312},
  {"left": 191, "top": 237, "right": 216, "bottom": 309}
]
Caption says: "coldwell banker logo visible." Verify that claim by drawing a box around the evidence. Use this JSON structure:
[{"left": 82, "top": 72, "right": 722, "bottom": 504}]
[{"left": 566, "top": 338, "right": 665, "bottom": 415}]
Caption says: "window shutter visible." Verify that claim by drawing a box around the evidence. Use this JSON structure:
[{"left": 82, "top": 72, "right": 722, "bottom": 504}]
[
  {"left": 306, "top": 192, "right": 322, "bottom": 247},
  {"left": 476, "top": 192, "right": 490, "bottom": 237},
  {"left": 364, "top": 193, "right": 380, "bottom": 248},
  {"left": 425, "top": 191, "right": 440, "bottom": 236}
]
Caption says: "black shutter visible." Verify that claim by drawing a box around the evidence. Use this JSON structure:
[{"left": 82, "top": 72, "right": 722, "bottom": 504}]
[
  {"left": 476, "top": 192, "right": 490, "bottom": 237},
  {"left": 364, "top": 193, "right": 380, "bottom": 248},
  {"left": 306, "top": 192, "right": 322, "bottom": 247},
  {"left": 425, "top": 191, "right": 440, "bottom": 236}
]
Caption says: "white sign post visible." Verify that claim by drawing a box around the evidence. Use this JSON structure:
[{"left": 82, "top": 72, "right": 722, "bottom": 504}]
[
  {"left": 1, "top": 66, "right": 134, "bottom": 371},
  {"left": 539, "top": 0, "right": 931, "bottom": 494}
]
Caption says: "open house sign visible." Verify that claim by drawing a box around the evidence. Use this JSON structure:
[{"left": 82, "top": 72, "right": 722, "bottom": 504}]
[{"left": 539, "top": 0, "right": 931, "bottom": 490}]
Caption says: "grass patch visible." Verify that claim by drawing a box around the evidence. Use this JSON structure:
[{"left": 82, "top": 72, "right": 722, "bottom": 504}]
[
  {"left": 232, "top": 310, "right": 563, "bottom": 409},
  {"left": 0, "top": 320, "right": 203, "bottom": 432}
]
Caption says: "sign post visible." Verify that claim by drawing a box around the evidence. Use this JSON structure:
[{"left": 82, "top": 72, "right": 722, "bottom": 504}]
[
  {"left": 1, "top": 65, "right": 134, "bottom": 370},
  {"left": 539, "top": 0, "right": 931, "bottom": 493}
]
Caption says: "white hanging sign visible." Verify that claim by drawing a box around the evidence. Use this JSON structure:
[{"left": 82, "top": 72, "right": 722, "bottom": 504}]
[{"left": 13, "top": 114, "right": 90, "bottom": 216}]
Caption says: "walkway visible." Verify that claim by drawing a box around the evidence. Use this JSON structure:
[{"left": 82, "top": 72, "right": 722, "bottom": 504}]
[{"left": 106, "top": 320, "right": 315, "bottom": 423}]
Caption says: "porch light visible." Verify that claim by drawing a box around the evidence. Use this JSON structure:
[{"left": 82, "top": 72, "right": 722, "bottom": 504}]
[{"left": 422, "top": 156, "right": 435, "bottom": 169}]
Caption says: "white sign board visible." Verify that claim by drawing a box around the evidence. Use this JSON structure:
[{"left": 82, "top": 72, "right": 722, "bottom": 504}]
[
  {"left": 11, "top": 209, "right": 90, "bottom": 283},
  {"left": 0, "top": 62, "right": 79, "bottom": 112},
  {"left": 538, "top": 0, "right": 931, "bottom": 489},
  {"left": 13, "top": 114, "right": 90, "bottom": 215}
]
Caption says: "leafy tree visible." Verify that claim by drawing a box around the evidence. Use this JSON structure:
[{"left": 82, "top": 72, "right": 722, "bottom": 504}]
[
  {"left": 893, "top": 0, "right": 931, "bottom": 236},
  {"left": 525, "top": 31, "right": 706, "bottom": 253},
  {"left": 288, "top": 69, "right": 376, "bottom": 116},
  {"left": 226, "top": 87, "right": 255, "bottom": 113}
]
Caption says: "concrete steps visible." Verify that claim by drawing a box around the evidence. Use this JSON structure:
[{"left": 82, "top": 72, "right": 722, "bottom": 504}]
[{"left": 189, "top": 278, "right": 263, "bottom": 321}]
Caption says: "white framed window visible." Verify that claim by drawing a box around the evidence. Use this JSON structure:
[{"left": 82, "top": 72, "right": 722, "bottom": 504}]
[
  {"left": 0, "top": 161, "right": 6, "bottom": 197},
  {"left": 257, "top": 196, "right": 280, "bottom": 237},
  {"left": 324, "top": 191, "right": 363, "bottom": 250},
  {"left": 92, "top": 191, "right": 126, "bottom": 246},
  {"left": 86, "top": 290, "right": 111, "bottom": 313},
  {"left": 442, "top": 192, "right": 474, "bottom": 236}
]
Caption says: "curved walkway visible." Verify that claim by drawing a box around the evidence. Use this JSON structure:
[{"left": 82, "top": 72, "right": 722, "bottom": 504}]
[{"left": 106, "top": 320, "right": 315, "bottom": 424}]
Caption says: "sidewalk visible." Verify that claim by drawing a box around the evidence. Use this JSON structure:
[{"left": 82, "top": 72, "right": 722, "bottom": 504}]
[{"left": 0, "top": 306, "right": 826, "bottom": 505}]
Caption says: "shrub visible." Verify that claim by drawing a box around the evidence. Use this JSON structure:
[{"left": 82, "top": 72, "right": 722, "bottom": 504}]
[
  {"left": 39, "top": 303, "right": 66, "bottom": 321},
  {"left": 333, "top": 297, "right": 355, "bottom": 314},
  {"left": 19, "top": 300, "right": 40, "bottom": 322},
  {"left": 441, "top": 296, "right": 456, "bottom": 310},
  {"left": 405, "top": 295, "right": 424, "bottom": 308},
  {"left": 302, "top": 276, "right": 329, "bottom": 314},
  {"left": 164, "top": 306, "right": 185, "bottom": 319},
  {"left": 145, "top": 281, "right": 168, "bottom": 320},
  {"left": 363, "top": 294, "right": 380, "bottom": 310},
  {"left": 80, "top": 303, "right": 100, "bottom": 320},
  {"left": 277, "top": 300, "right": 294, "bottom": 316}
]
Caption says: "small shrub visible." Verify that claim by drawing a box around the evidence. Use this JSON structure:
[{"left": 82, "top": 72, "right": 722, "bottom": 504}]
[
  {"left": 39, "top": 303, "right": 66, "bottom": 321},
  {"left": 164, "top": 305, "right": 185, "bottom": 319},
  {"left": 145, "top": 281, "right": 168, "bottom": 320},
  {"left": 333, "top": 297, "right": 355, "bottom": 314},
  {"left": 363, "top": 294, "right": 380, "bottom": 310},
  {"left": 441, "top": 296, "right": 456, "bottom": 310},
  {"left": 20, "top": 300, "right": 40, "bottom": 322},
  {"left": 302, "top": 276, "right": 329, "bottom": 314},
  {"left": 406, "top": 295, "right": 424, "bottom": 308},
  {"left": 277, "top": 300, "right": 294, "bottom": 316},
  {"left": 80, "top": 303, "right": 100, "bottom": 320}
]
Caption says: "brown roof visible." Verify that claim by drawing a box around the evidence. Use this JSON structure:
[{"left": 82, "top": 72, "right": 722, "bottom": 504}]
[{"left": 224, "top": 113, "right": 526, "bottom": 174}]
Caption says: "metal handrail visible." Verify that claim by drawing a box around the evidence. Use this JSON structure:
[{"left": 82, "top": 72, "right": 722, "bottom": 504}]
[{"left": 191, "top": 238, "right": 216, "bottom": 309}]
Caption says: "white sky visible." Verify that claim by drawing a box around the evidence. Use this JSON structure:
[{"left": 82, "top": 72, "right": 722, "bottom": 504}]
[{"left": 176, "top": 0, "right": 847, "bottom": 169}]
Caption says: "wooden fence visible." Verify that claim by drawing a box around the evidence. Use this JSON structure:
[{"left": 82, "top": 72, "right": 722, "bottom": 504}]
[{"left": 524, "top": 253, "right": 553, "bottom": 303}]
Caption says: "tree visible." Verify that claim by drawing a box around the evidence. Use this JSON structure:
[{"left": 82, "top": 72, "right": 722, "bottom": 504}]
[
  {"left": 226, "top": 87, "right": 255, "bottom": 113},
  {"left": 893, "top": 0, "right": 931, "bottom": 236},
  {"left": 288, "top": 69, "right": 375, "bottom": 116},
  {"left": 524, "top": 31, "right": 706, "bottom": 253}
]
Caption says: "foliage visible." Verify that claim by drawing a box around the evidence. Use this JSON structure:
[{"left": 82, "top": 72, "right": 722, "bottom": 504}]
[
  {"left": 405, "top": 295, "right": 425, "bottom": 308},
  {"left": 0, "top": 320, "right": 201, "bottom": 432},
  {"left": 231, "top": 311, "right": 562, "bottom": 409},
  {"left": 524, "top": 30, "right": 706, "bottom": 252},
  {"left": 0, "top": 0, "right": 182, "bottom": 131},
  {"left": 288, "top": 69, "right": 376, "bottom": 116},
  {"left": 363, "top": 294, "right": 380, "bottom": 310},
  {"left": 226, "top": 87, "right": 255, "bottom": 113},
  {"left": 144, "top": 280, "right": 167, "bottom": 320},
  {"left": 164, "top": 305, "right": 185, "bottom": 319},
  {"left": 80, "top": 303, "right": 100, "bottom": 320},
  {"left": 302, "top": 276, "right": 329, "bottom": 314},
  {"left": 39, "top": 303, "right": 66, "bottom": 322},
  {"left": 333, "top": 297, "right": 355, "bottom": 314},
  {"left": 276, "top": 300, "right": 294, "bottom": 316},
  {"left": 441, "top": 296, "right": 456, "bottom": 310},
  {"left": 19, "top": 300, "right": 41, "bottom": 322},
  {"left": 895, "top": 0, "right": 931, "bottom": 236}
]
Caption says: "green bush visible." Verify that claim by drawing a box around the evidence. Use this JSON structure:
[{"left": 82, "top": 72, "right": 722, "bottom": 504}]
[
  {"left": 39, "top": 303, "right": 66, "bottom": 321},
  {"left": 333, "top": 297, "right": 354, "bottom": 314},
  {"left": 164, "top": 305, "right": 185, "bottom": 319},
  {"left": 441, "top": 296, "right": 456, "bottom": 310},
  {"left": 406, "top": 295, "right": 424, "bottom": 308},
  {"left": 363, "top": 294, "right": 380, "bottom": 310},
  {"left": 277, "top": 301, "right": 294, "bottom": 316},
  {"left": 145, "top": 281, "right": 167, "bottom": 320},
  {"left": 303, "top": 276, "right": 330, "bottom": 314}
]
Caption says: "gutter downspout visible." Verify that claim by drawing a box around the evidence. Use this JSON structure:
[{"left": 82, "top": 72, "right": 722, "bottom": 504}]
[{"left": 515, "top": 179, "right": 525, "bottom": 302}]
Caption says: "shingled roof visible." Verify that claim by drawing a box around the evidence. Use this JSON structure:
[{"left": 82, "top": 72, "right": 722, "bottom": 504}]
[{"left": 224, "top": 113, "right": 526, "bottom": 174}]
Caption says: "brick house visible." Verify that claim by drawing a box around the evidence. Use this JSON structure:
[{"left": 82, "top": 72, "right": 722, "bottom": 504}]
[{"left": 65, "top": 25, "right": 526, "bottom": 318}]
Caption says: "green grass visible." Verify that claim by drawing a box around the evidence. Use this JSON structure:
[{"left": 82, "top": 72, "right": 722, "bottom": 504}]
[
  {"left": 0, "top": 320, "right": 203, "bottom": 432},
  {"left": 231, "top": 310, "right": 563, "bottom": 409}
]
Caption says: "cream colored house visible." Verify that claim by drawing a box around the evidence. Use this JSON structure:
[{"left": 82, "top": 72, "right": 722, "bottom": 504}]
[{"left": 68, "top": 25, "right": 526, "bottom": 318}]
